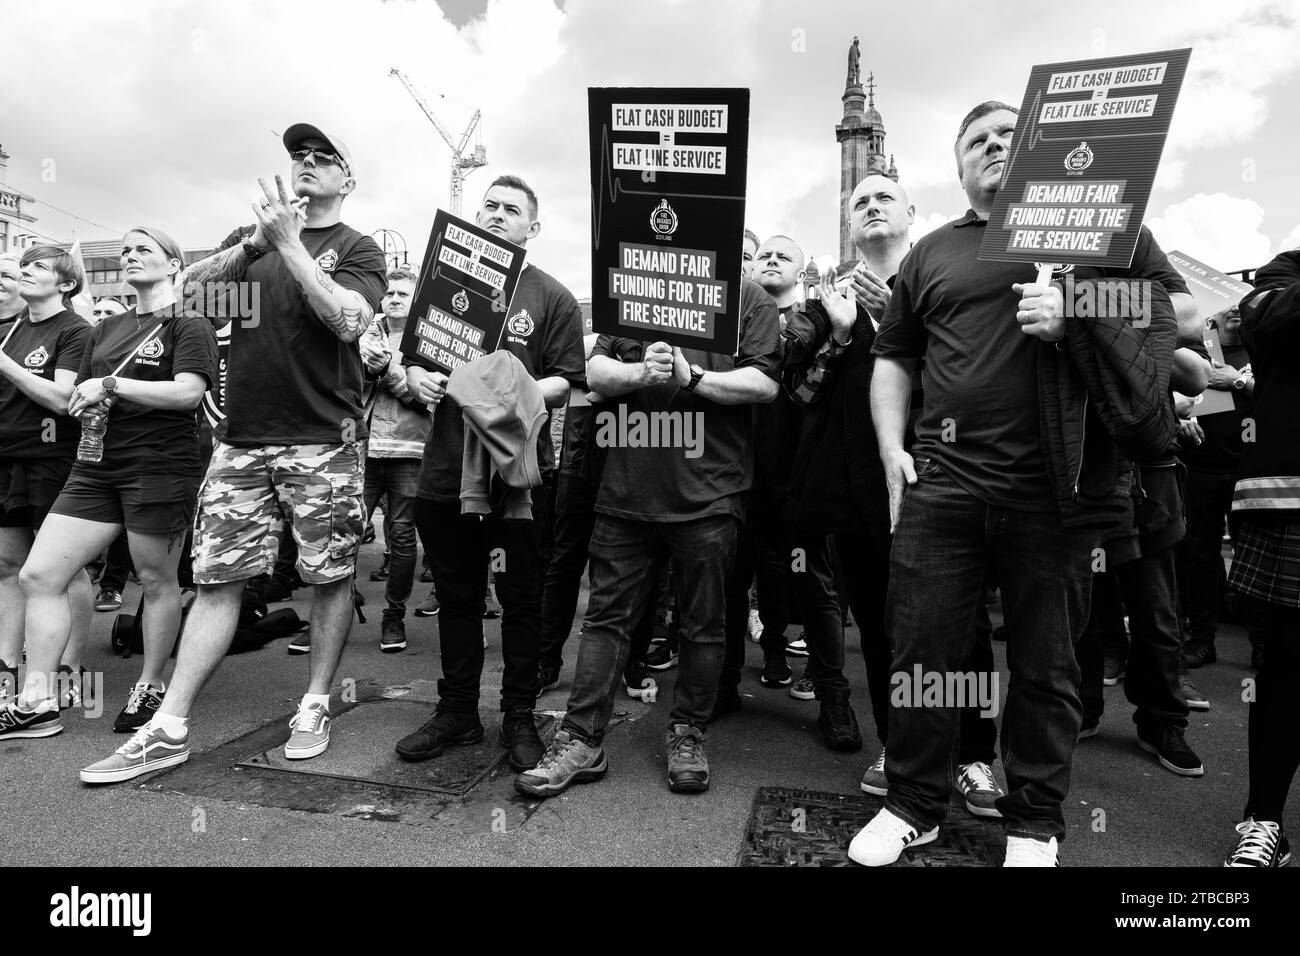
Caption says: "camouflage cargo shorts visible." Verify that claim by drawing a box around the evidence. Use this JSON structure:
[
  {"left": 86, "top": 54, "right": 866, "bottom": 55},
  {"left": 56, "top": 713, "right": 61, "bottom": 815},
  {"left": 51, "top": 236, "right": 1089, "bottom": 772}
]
[{"left": 192, "top": 441, "right": 367, "bottom": 585}]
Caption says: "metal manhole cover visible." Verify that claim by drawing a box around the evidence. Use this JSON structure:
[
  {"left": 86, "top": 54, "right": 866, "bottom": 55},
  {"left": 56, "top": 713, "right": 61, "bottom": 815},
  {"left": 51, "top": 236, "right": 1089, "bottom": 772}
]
[
  {"left": 137, "top": 683, "right": 557, "bottom": 831},
  {"left": 738, "top": 786, "right": 1006, "bottom": 867}
]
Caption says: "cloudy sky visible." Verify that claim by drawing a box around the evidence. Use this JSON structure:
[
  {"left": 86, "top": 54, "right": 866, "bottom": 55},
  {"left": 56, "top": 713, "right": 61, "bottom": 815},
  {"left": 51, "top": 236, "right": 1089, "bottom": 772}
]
[{"left": 3, "top": 0, "right": 1298, "bottom": 295}]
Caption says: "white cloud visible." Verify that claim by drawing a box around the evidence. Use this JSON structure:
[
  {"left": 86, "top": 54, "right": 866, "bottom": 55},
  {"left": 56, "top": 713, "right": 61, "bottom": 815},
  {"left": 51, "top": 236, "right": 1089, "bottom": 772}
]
[
  {"left": 1278, "top": 223, "right": 1300, "bottom": 255},
  {"left": 1147, "top": 193, "right": 1272, "bottom": 272},
  {"left": 910, "top": 211, "right": 954, "bottom": 244}
]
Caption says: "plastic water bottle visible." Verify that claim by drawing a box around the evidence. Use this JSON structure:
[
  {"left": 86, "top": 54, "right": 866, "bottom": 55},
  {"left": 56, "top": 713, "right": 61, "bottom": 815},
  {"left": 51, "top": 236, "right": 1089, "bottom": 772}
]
[{"left": 77, "top": 402, "right": 110, "bottom": 463}]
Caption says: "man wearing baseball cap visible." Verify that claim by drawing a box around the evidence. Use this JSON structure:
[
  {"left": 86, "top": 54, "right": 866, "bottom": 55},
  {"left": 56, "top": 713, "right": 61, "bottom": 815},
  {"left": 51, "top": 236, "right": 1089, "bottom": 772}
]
[{"left": 82, "top": 123, "right": 386, "bottom": 784}]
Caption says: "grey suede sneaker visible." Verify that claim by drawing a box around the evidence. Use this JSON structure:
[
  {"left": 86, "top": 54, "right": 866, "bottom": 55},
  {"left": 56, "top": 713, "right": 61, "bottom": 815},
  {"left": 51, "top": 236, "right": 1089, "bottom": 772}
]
[
  {"left": 666, "top": 722, "right": 709, "bottom": 793},
  {"left": 514, "top": 730, "right": 608, "bottom": 798}
]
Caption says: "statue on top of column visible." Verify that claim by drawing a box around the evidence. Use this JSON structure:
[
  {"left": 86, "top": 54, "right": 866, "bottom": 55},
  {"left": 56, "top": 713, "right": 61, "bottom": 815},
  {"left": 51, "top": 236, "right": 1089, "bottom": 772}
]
[{"left": 847, "top": 36, "right": 861, "bottom": 89}]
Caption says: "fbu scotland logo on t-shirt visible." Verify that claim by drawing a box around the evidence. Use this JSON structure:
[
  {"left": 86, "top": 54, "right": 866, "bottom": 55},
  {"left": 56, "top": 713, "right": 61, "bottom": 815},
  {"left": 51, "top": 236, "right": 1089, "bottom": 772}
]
[
  {"left": 23, "top": 346, "right": 49, "bottom": 370},
  {"left": 507, "top": 309, "right": 534, "bottom": 340},
  {"left": 135, "top": 337, "right": 165, "bottom": 367}
]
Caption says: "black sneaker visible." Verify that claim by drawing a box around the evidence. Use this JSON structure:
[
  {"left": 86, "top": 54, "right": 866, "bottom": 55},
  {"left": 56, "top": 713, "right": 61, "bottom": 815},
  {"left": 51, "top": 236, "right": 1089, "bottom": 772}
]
[
  {"left": 760, "top": 654, "right": 793, "bottom": 688},
  {"left": 1102, "top": 656, "right": 1125, "bottom": 686},
  {"left": 380, "top": 616, "right": 407, "bottom": 653},
  {"left": 538, "top": 660, "right": 560, "bottom": 692},
  {"left": 623, "top": 661, "right": 658, "bottom": 701},
  {"left": 1224, "top": 819, "right": 1292, "bottom": 867},
  {"left": 711, "top": 685, "right": 742, "bottom": 720},
  {"left": 645, "top": 642, "right": 679, "bottom": 671},
  {"left": 395, "top": 709, "right": 484, "bottom": 761},
  {"left": 361, "top": 521, "right": 376, "bottom": 545},
  {"left": 1078, "top": 718, "right": 1100, "bottom": 741},
  {"left": 499, "top": 705, "right": 545, "bottom": 772},
  {"left": 1137, "top": 724, "right": 1204, "bottom": 777},
  {"left": 369, "top": 553, "right": 391, "bottom": 582},
  {"left": 113, "top": 682, "right": 164, "bottom": 733},
  {"left": 0, "top": 701, "right": 63, "bottom": 739},
  {"left": 413, "top": 589, "right": 440, "bottom": 617},
  {"left": 1184, "top": 644, "right": 1216, "bottom": 668},
  {"left": 287, "top": 632, "right": 311, "bottom": 655},
  {"left": 818, "top": 689, "right": 863, "bottom": 752}
]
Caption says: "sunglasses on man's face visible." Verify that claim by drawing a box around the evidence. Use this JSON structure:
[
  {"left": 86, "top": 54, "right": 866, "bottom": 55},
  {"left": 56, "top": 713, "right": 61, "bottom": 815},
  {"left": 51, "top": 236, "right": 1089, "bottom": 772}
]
[{"left": 290, "top": 147, "right": 348, "bottom": 173}]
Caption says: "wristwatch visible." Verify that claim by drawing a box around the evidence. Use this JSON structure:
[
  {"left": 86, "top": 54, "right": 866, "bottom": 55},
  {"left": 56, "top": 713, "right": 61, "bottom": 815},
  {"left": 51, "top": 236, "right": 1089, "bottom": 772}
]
[
  {"left": 101, "top": 376, "right": 118, "bottom": 396},
  {"left": 1232, "top": 375, "right": 1248, "bottom": 391},
  {"left": 242, "top": 238, "right": 267, "bottom": 263},
  {"left": 683, "top": 364, "right": 705, "bottom": 392}
]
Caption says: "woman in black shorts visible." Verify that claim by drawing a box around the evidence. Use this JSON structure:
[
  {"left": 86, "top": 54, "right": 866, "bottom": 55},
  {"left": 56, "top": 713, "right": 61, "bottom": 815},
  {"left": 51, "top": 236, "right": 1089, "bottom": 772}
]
[
  {"left": 2, "top": 228, "right": 216, "bottom": 739},
  {"left": 0, "top": 247, "right": 91, "bottom": 714}
]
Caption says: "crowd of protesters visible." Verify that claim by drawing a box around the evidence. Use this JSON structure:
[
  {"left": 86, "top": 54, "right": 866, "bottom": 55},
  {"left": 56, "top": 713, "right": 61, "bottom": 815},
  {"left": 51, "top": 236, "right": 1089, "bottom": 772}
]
[{"left": 0, "top": 103, "right": 1296, "bottom": 869}]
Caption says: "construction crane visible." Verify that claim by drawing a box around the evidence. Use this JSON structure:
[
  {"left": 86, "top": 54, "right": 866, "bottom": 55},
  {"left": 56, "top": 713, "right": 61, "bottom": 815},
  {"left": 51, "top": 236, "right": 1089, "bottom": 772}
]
[{"left": 390, "top": 68, "right": 487, "bottom": 215}]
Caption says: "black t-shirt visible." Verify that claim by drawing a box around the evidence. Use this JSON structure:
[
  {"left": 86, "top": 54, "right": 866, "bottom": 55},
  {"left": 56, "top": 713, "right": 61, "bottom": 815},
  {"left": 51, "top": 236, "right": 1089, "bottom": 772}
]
[
  {"left": 0, "top": 309, "right": 90, "bottom": 460},
  {"left": 874, "top": 214, "right": 1180, "bottom": 511},
  {"left": 416, "top": 264, "right": 586, "bottom": 501},
  {"left": 213, "top": 223, "right": 386, "bottom": 446},
  {"left": 593, "top": 279, "right": 781, "bottom": 522},
  {"left": 75, "top": 307, "right": 218, "bottom": 474}
]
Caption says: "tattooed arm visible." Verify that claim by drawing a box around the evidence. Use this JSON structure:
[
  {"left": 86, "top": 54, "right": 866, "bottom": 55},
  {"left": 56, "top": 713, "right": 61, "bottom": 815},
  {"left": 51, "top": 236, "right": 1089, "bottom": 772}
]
[
  {"left": 277, "top": 244, "right": 374, "bottom": 343},
  {"left": 179, "top": 229, "right": 265, "bottom": 290}
]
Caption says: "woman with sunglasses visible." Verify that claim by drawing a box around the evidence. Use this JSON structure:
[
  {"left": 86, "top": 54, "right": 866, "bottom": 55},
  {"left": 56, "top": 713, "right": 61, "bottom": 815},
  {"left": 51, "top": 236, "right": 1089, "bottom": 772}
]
[
  {"left": 0, "top": 247, "right": 91, "bottom": 713},
  {"left": 0, "top": 228, "right": 217, "bottom": 739}
]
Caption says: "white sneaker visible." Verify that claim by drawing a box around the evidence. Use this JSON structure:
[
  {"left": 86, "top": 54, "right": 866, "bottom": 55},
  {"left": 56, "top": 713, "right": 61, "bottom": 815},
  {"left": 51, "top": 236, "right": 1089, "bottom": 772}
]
[
  {"left": 847, "top": 807, "right": 938, "bottom": 866},
  {"left": 747, "top": 608, "right": 764, "bottom": 644},
  {"left": 1003, "top": 834, "right": 1059, "bottom": 867}
]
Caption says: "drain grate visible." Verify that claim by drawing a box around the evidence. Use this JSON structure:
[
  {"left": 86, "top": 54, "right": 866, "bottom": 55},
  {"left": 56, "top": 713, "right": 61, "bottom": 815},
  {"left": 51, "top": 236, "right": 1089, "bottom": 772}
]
[{"left": 738, "top": 786, "right": 1006, "bottom": 867}]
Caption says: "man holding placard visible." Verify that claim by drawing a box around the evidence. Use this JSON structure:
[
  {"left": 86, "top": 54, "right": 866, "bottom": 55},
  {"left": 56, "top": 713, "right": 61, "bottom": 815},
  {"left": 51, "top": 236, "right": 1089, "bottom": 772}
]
[
  {"left": 396, "top": 176, "right": 585, "bottom": 774},
  {"left": 853, "top": 99, "right": 1180, "bottom": 867}
]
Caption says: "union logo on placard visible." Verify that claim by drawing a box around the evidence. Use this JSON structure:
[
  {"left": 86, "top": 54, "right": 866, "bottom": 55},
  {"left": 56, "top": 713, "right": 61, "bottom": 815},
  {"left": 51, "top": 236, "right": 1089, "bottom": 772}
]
[
  {"left": 1034, "top": 262, "right": 1076, "bottom": 277},
  {"left": 139, "top": 337, "right": 165, "bottom": 359},
  {"left": 508, "top": 309, "right": 534, "bottom": 338},
  {"left": 451, "top": 289, "right": 470, "bottom": 314},
  {"left": 24, "top": 346, "right": 49, "bottom": 369},
  {"left": 650, "top": 199, "right": 679, "bottom": 238},
  {"left": 1064, "top": 141, "right": 1094, "bottom": 172},
  {"left": 315, "top": 248, "right": 339, "bottom": 272}
]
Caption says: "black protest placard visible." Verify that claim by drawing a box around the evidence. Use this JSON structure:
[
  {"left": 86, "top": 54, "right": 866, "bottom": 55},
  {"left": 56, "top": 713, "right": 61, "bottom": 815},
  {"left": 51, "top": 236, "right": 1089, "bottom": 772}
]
[
  {"left": 981, "top": 48, "right": 1191, "bottom": 270},
  {"left": 589, "top": 88, "right": 749, "bottom": 354},
  {"left": 401, "top": 210, "right": 527, "bottom": 374}
]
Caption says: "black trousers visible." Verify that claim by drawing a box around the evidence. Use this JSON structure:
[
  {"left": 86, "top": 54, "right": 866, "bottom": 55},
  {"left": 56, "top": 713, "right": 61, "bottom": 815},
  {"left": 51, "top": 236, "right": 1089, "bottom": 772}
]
[
  {"left": 1245, "top": 599, "right": 1300, "bottom": 821},
  {"left": 539, "top": 469, "right": 598, "bottom": 670},
  {"left": 415, "top": 498, "right": 542, "bottom": 714}
]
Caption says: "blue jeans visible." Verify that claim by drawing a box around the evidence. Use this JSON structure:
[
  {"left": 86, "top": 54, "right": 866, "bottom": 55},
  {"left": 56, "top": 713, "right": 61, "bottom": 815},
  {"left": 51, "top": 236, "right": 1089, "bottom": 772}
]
[
  {"left": 563, "top": 513, "right": 738, "bottom": 743},
  {"left": 884, "top": 459, "right": 1092, "bottom": 841},
  {"left": 363, "top": 457, "right": 421, "bottom": 618}
]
